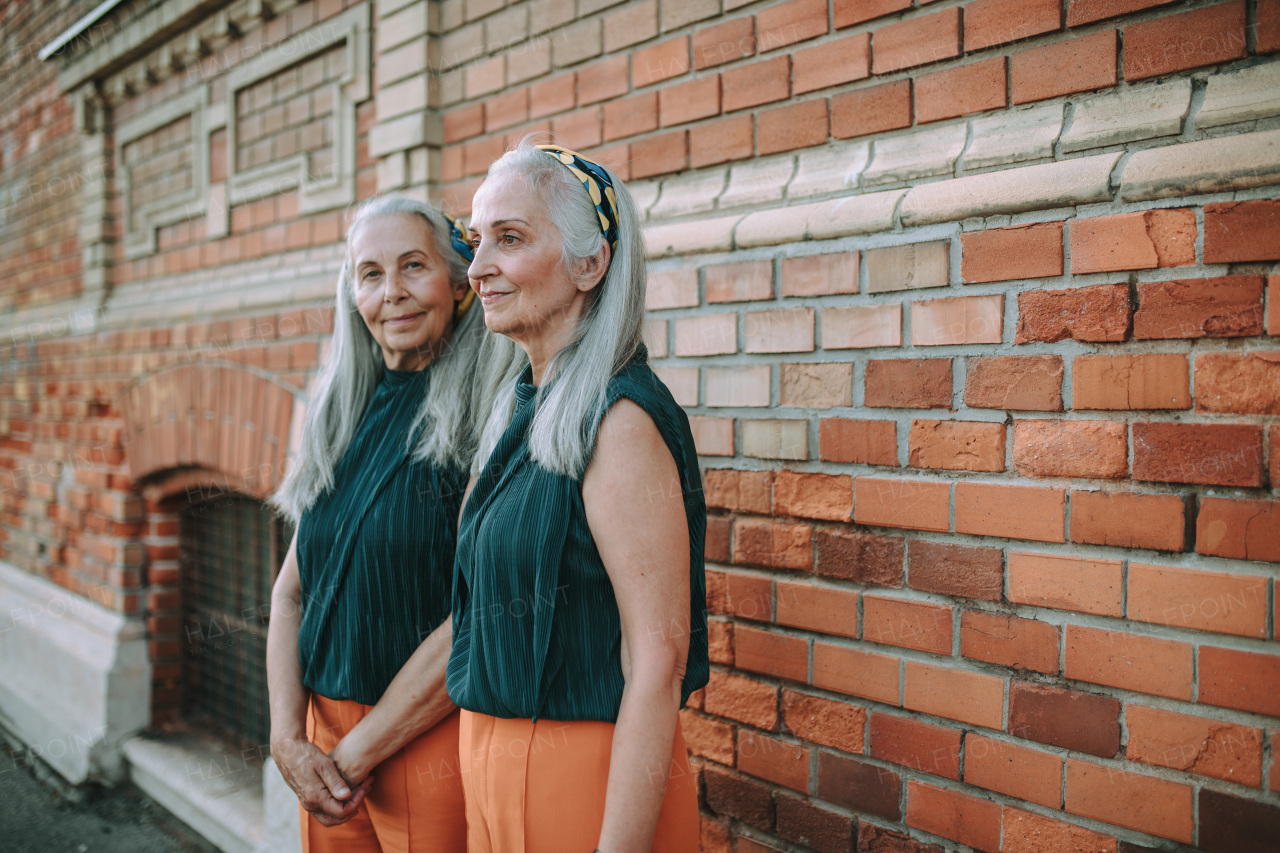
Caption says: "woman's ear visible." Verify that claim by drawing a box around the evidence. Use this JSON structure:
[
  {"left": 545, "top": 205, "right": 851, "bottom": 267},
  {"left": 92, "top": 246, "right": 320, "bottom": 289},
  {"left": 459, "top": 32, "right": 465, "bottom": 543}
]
[{"left": 575, "top": 243, "right": 611, "bottom": 292}]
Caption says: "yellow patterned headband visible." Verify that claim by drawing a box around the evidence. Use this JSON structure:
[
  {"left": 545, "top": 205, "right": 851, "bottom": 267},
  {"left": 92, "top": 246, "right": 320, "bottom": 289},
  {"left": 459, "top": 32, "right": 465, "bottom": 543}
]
[
  {"left": 536, "top": 144, "right": 620, "bottom": 253},
  {"left": 442, "top": 211, "right": 477, "bottom": 319}
]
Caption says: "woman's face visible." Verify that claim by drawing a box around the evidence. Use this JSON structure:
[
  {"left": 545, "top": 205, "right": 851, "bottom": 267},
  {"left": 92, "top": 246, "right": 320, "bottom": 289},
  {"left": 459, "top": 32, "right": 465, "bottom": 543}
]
[{"left": 349, "top": 213, "right": 467, "bottom": 371}]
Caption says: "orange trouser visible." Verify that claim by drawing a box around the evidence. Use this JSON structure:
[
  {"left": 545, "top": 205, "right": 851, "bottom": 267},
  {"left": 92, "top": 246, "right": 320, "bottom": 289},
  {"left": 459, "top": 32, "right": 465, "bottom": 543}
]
[
  {"left": 458, "top": 709, "right": 699, "bottom": 853},
  {"left": 301, "top": 693, "right": 467, "bottom": 853}
]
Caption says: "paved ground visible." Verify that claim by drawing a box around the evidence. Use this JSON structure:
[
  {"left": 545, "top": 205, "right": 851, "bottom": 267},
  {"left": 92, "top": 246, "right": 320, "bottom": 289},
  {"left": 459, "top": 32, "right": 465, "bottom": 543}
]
[{"left": 0, "top": 739, "right": 220, "bottom": 853}]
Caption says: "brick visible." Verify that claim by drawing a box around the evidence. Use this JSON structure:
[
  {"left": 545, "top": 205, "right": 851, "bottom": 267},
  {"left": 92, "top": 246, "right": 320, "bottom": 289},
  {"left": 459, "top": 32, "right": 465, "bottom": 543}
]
[
  {"left": 722, "top": 56, "right": 790, "bottom": 112},
  {"left": 834, "top": 0, "right": 910, "bottom": 29},
  {"left": 655, "top": 366, "right": 697, "bottom": 406},
  {"left": 905, "top": 781, "right": 1001, "bottom": 852},
  {"left": 745, "top": 308, "right": 814, "bottom": 353},
  {"left": 1204, "top": 200, "right": 1280, "bottom": 263},
  {"left": 1196, "top": 497, "right": 1280, "bottom": 562},
  {"left": 822, "top": 304, "right": 902, "bottom": 350},
  {"left": 706, "top": 518, "right": 732, "bottom": 562},
  {"left": 1070, "top": 490, "right": 1185, "bottom": 551},
  {"left": 734, "top": 518, "right": 814, "bottom": 572},
  {"left": 703, "top": 766, "right": 774, "bottom": 830},
  {"left": 782, "top": 689, "right": 865, "bottom": 754},
  {"left": 743, "top": 419, "right": 810, "bottom": 460},
  {"left": 1012, "top": 419, "right": 1127, "bottom": 479},
  {"left": 794, "top": 33, "right": 871, "bottom": 95},
  {"left": 870, "top": 712, "right": 961, "bottom": 779},
  {"left": 1261, "top": 0, "right": 1280, "bottom": 53},
  {"left": 854, "top": 477, "right": 950, "bottom": 533},
  {"left": 1124, "top": 1, "right": 1247, "bottom": 81},
  {"left": 756, "top": 0, "right": 828, "bottom": 52},
  {"left": 907, "top": 540, "right": 1002, "bottom": 602},
  {"left": 659, "top": 75, "right": 721, "bottom": 128},
  {"left": 681, "top": 709, "right": 735, "bottom": 764},
  {"left": 603, "top": 91, "right": 658, "bottom": 141},
  {"left": 530, "top": 73, "right": 575, "bottom": 119},
  {"left": 552, "top": 106, "right": 603, "bottom": 150},
  {"left": 960, "top": 612, "right": 1058, "bottom": 675},
  {"left": 1271, "top": 276, "right": 1280, "bottom": 335},
  {"left": 954, "top": 482, "right": 1065, "bottom": 543},
  {"left": 776, "top": 793, "right": 855, "bottom": 853},
  {"left": 1134, "top": 276, "right": 1264, "bottom": 339},
  {"left": 1075, "top": 208, "right": 1199, "bottom": 277},
  {"left": 1195, "top": 352, "right": 1280, "bottom": 415},
  {"left": 1009, "top": 682, "right": 1119, "bottom": 757},
  {"left": 774, "top": 472, "right": 852, "bottom": 522},
  {"left": 865, "top": 241, "right": 948, "bottom": 294},
  {"left": 704, "top": 670, "right": 779, "bottom": 730},
  {"left": 1061, "top": 78, "right": 1190, "bottom": 153},
  {"left": 660, "top": 0, "right": 718, "bottom": 32},
  {"left": 674, "top": 314, "right": 736, "bottom": 356},
  {"left": 813, "top": 643, "right": 901, "bottom": 705},
  {"left": 964, "top": 0, "right": 1060, "bottom": 51},
  {"left": 964, "top": 103, "right": 1063, "bottom": 170},
  {"left": 1198, "top": 646, "right": 1280, "bottom": 717},
  {"left": 910, "top": 294, "right": 1003, "bottom": 346},
  {"left": 915, "top": 57, "right": 1008, "bottom": 124},
  {"left": 857, "top": 823, "right": 945, "bottom": 853},
  {"left": 964, "top": 355, "right": 1063, "bottom": 412},
  {"left": 961, "top": 223, "right": 1064, "bottom": 284},
  {"left": 903, "top": 661, "right": 1004, "bottom": 729},
  {"left": 758, "top": 99, "right": 829, "bottom": 156},
  {"left": 862, "top": 595, "right": 952, "bottom": 655},
  {"left": 1015, "top": 282, "right": 1130, "bottom": 343},
  {"left": 1064, "top": 625, "right": 1192, "bottom": 700},
  {"left": 1012, "top": 30, "right": 1118, "bottom": 104},
  {"left": 965, "top": 734, "right": 1061, "bottom": 809},
  {"left": 737, "top": 624, "right": 809, "bottom": 682},
  {"left": 819, "top": 419, "right": 897, "bottom": 466},
  {"left": 1002, "top": 809, "right": 1117, "bottom": 853},
  {"left": 817, "top": 752, "right": 901, "bottom": 821},
  {"left": 1066, "top": 0, "right": 1176, "bottom": 26},
  {"left": 631, "top": 129, "right": 688, "bottom": 179},
  {"left": 693, "top": 17, "right": 755, "bottom": 70},
  {"left": 706, "top": 365, "right": 771, "bottom": 408},
  {"left": 1008, "top": 551, "right": 1122, "bottom": 617},
  {"left": 1126, "top": 704, "right": 1262, "bottom": 787},
  {"left": 633, "top": 36, "right": 690, "bottom": 88},
  {"left": 1072, "top": 353, "right": 1189, "bottom": 410},
  {"left": 722, "top": 570, "right": 772, "bottom": 621},
  {"left": 706, "top": 260, "right": 770, "bottom": 304},
  {"left": 864, "top": 122, "right": 967, "bottom": 186},
  {"left": 814, "top": 529, "right": 904, "bottom": 586},
  {"left": 1130, "top": 561, "right": 1267, "bottom": 639},
  {"left": 781, "top": 251, "right": 859, "bottom": 297},
  {"left": 908, "top": 420, "right": 1005, "bottom": 473},
  {"left": 444, "top": 103, "right": 485, "bottom": 143},
  {"left": 704, "top": 468, "right": 772, "bottom": 513},
  {"left": 604, "top": 0, "right": 657, "bottom": 51},
  {"left": 1199, "top": 788, "right": 1280, "bottom": 853},
  {"left": 578, "top": 56, "right": 629, "bottom": 106},
  {"left": 871, "top": 7, "right": 960, "bottom": 74},
  {"left": 781, "top": 363, "right": 853, "bottom": 408},
  {"left": 1065, "top": 759, "right": 1193, "bottom": 843},
  {"left": 831, "top": 79, "right": 913, "bottom": 139},
  {"left": 1132, "top": 422, "right": 1264, "bottom": 488},
  {"left": 864, "top": 358, "right": 951, "bottom": 408}
]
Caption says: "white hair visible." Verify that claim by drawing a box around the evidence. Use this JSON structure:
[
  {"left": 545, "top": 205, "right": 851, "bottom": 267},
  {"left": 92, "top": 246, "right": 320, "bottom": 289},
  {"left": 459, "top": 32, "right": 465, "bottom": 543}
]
[
  {"left": 473, "top": 139, "right": 648, "bottom": 479},
  {"left": 272, "top": 194, "right": 523, "bottom": 522}
]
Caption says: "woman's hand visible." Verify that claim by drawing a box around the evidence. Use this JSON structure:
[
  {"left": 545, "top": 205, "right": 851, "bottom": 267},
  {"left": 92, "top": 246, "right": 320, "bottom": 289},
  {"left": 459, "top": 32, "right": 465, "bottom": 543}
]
[
  {"left": 273, "top": 735, "right": 372, "bottom": 826},
  {"left": 328, "top": 728, "right": 374, "bottom": 788}
]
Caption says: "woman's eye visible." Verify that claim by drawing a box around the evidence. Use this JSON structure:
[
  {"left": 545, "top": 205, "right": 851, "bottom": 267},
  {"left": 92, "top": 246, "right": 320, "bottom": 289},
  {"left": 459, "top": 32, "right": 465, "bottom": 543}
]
[
  {"left": 406, "top": 261, "right": 423, "bottom": 270},
  {"left": 500, "top": 234, "right": 517, "bottom": 245}
]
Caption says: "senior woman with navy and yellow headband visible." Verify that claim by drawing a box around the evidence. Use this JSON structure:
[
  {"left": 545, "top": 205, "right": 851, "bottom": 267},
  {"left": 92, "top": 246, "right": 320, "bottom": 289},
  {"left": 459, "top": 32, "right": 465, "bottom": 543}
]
[
  {"left": 452, "top": 139, "right": 708, "bottom": 851},
  {"left": 265, "top": 194, "right": 518, "bottom": 853}
]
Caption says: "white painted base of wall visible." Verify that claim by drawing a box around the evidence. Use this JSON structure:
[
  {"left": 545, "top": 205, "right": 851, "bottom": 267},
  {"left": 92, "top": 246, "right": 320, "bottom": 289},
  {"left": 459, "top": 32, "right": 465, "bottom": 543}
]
[{"left": 0, "top": 561, "right": 150, "bottom": 784}]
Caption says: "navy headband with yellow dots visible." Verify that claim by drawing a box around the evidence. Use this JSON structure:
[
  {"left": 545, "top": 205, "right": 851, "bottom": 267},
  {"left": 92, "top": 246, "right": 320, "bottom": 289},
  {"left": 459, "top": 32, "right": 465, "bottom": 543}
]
[
  {"left": 442, "top": 211, "right": 476, "bottom": 318},
  {"left": 537, "top": 144, "right": 620, "bottom": 253}
]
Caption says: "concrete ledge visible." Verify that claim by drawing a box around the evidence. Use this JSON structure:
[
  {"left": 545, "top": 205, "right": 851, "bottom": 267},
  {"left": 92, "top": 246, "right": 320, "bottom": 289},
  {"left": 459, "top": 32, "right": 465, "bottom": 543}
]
[{"left": 1120, "top": 128, "right": 1280, "bottom": 201}]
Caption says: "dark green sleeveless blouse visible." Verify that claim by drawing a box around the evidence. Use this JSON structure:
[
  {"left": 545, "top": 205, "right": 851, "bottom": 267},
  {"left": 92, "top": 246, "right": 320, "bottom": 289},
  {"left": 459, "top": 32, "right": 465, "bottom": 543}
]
[
  {"left": 446, "top": 352, "right": 709, "bottom": 722},
  {"left": 296, "top": 366, "right": 468, "bottom": 705}
]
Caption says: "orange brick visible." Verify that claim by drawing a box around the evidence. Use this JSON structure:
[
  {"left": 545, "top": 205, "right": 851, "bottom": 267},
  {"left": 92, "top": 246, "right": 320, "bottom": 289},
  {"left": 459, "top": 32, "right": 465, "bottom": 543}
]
[
  {"left": 1134, "top": 276, "right": 1265, "bottom": 340},
  {"left": 1012, "top": 419, "right": 1127, "bottom": 479},
  {"left": 910, "top": 294, "right": 1003, "bottom": 346},
  {"left": 630, "top": 129, "right": 687, "bottom": 178},
  {"left": 1064, "top": 624, "right": 1192, "bottom": 700},
  {"left": 681, "top": 710, "right": 735, "bottom": 764},
  {"left": 864, "top": 358, "right": 952, "bottom": 408},
  {"left": 1071, "top": 353, "right": 1190, "bottom": 410},
  {"left": 1016, "top": 282, "right": 1130, "bottom": 344},
  {"left": 903, "top": 661, "right": 1004, "bottom": 729},
  {"left": 690, "top": 114, "right": 753, "bottom": 167},
  {"left": 552, "top": 106, "right": 602, "bottom": 150},
  {"left": 960, "top": 611, "right": 1059, "bottom": 675},
  {"left": 905, "top": 781, "right": 1002, "bottom": 852},
  {"left": 1124, "top": 1, "right": 1247, "bottom": 80},
  {"left": 690, "top": 416, "right": 734, "bottom": 457},
  {"left": 774, "top": 471, "right": 852, "bottom": 522},
  {"left": 603, "top": 91, "right": 658, "bottom": 141},
  {"left": 780, "top": 252, "right": 858, "bottom": 297},
  {"left": 782, "top": 689, "right": 865, "bottom": 754},
  {"left": 1128, "top": 562, "right": 1267, "bottom": 638},
  {"left": 872, "top": 7, "right": 961, "bottom": 74},
  {"left": 961, "top": 222, "right": 1064, "bottom": 284},
  {"left": 1269, "top": 276, "right": 1280, "bottom": 334},
  {"left": 819, "top": 419, "right": 897, "bottom": 466},
  {"left": 964, "top": 355, "right": 1063, "bottom": 412},
  {"left": 964, "top": 0, "right": 1060, "bottom": 50},
  {"left": 822, "top": 304, "right": 902, "bottom": 349},
  {"left": 854, "top": 477, "right": 950, "bottom": 533},
  {"left": 736, "top": 623, "right": 808, "bottom": 682},
  {"left": 530, "top": 73, "right": 576, "bottom": 119},
  {"left": 831, "top": 79, "right": 913, "bottom": 139},
  {"left": 757, "top": 99, "right": 828, "bottom": 156},
  {"left": 1195, "top": 351, "right": 1280, "bottom": 415},
  {"left": 1001, "top": 808, "right": 1118, "bottom": 853},
  {"left": 756, "top": 0, "right": 828, "bottom": 51},
  {"left": 632, "top": 36, "right": 690, "bottom": 88},
  {"left": 703, "top": 469, "right": 772, "bottom": 513},
  {"left": 793, "top": 33, "right": 870, "bottom": 95},
  {"left": 1197, "top": 497, "right": 1280, "bottom": 562},
  {"left": 907, "top": 420, "right": 1005, "bottom": 473},
  {"left": 1261, "top": 0, "right": 1280, "bottom": 53},
  {"left": 706, "top": 260, "right": 772, "bottom": 304},
  {"left": 738, "top": 730, "right": 809, "bottom": 792},
  {"left": 1204, "top": 200, "right": 1280, "bottom": 264},
  {"left": 869, "top": 712, "right": 961, "bottom": 779},
  {"left": 1064, "top": 758, "right": 1193, "bottom": 843},
  {"left": 1126, "top": 704, "right": 1263, "bottom": 787},
  {"left": 1008, "top": 551, "right": 1122, "bottom": 617},
  {"left": 954, "top": 482, "right": 1065, "bottom": 542},
  {"left": 965, "top": 734, "right": 1061, "bottom": 808},
  {"left": 1069, "top": 489, "right": 1186, "bottom": 552},
  {"left": 1066, "top": 0, "right": 1177, "bottom": 26},
  {"left": 908, "top": 541, "right": 1002, "bottom": 602},
  {"left": 722, "top": 569, "right": 772, "bottom": 621},
  {"left": 577, "top": 56, "right": 629, "bottom": 106},
  {"left": 693, "top": 17, "right": 755, "bottom": 70},
  {"left": 704, "top": 670, "right": 779, "bottom": 730},
  {"left": 722, "top": 55, "right": 790, "bottom": 112},
  {"left": 776, "top": 581, "right": 858, "bottom": 638},
  {"left": 816, "top": 530, "right": 904, "bottom": 587},
  {"left": 744, "top": 307, "right": 814, "bottom": 353},
  {"left": 834, "top": 0, "right": 911, "bottom": 29},
  {"left": 659, "top": 75, "right": 720, "bottom": 127},
  {"left": 813, "top": 643, "right": 900, "bottom": 705},
  {"left": 733, "top": 518, "right": 813, "bottom": 571},
  {"left": 1012, "top": 30, "right": 1118, "bottom": 104},
  {"left": 444, "top": 103, "right": 484, "bottom": 143},
  {"left": 1134, "top": 423, "right": 1265, "bottom": 488},
  {"left": 862, "top": 595, "right": 952, "bottom": 655},
  {"left": 915, "top": 57, "right": 1007, "bottom": 124},
  {"left": 1272, "top": 730, "right": 1280, "bottom": 792},
  {"left": 1071, "top": 209, "right": 1196, "bottom": 274},
  {"left": 1198, "top": 646, "right": 1280, "bottom": 717}
]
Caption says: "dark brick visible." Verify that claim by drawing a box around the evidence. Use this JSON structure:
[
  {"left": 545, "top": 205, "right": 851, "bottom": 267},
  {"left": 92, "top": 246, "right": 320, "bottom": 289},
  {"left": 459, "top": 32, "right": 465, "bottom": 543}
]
[
  {"left": 1008, "top": 681, "right": 1120, "bottom": 757},
  {"left": 776, "top": 793, "right": 856, "bottom": 853},
  {"left": 858, "top": 821, "right": 946, "bottom": 853},
  {"left": 907, "top": 540, "right": 1003, "bottom": 602},
  {"left": 816, "top": 530, "right": 904, "bottom": 586},
  {"left": 817, "top": 753, "right": 901, "bottom": 821},
  {"left": 704, "top": 765, "right": 774, "bottom": 831},
  {"left": 1133, "top": 422, "right": 1265, "bottom": 488},
  {"left": 1199, "top": 788, "right": 1280, "bottom": 853}
]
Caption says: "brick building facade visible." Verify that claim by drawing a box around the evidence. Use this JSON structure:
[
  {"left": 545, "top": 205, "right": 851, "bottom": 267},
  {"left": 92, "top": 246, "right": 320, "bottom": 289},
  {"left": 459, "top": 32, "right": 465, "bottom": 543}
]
[{"left": 1, "top": 0, "right": 1278, "bottom": 850}]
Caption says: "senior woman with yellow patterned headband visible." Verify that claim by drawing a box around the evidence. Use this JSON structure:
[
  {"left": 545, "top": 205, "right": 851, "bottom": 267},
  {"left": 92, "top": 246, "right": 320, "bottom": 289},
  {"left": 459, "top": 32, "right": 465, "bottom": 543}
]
[
  {"left": 266, "top": 194, "right": 520, "bottom": 853},
  {"left": 450, "top": 139, "right": 709, "bottom": 851}
]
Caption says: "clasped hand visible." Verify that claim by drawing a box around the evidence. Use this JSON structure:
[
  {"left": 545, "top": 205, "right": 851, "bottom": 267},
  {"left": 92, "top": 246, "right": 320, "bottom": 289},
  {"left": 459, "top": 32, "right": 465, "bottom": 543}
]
[{"left": 273, "top": 735, "right": 374, "bottom": 827}]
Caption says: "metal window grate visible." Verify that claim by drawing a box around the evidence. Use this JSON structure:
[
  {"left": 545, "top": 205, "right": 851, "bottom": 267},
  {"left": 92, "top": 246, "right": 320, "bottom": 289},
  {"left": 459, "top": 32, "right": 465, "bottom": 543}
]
[{"left": 179, "top": 494, "right": 293, "bottom": 750}]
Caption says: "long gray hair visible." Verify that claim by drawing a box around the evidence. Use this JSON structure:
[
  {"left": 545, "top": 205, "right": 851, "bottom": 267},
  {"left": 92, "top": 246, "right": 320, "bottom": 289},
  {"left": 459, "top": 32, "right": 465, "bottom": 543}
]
[
  {"left": 473, "top": 139, "right": 648, "bottom": 479},
  {"left": 272, "top": 194, "right": 521, "bottom": 522}
]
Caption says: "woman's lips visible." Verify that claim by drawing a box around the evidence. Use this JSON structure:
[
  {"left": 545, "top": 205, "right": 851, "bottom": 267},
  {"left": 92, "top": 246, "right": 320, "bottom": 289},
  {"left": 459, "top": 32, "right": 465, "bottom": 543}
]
[
  {"left": 385, "top": 312, "right": 423, "bottom": 325},
  {"left": 479, "top": 290, "right": 510, "bottom": 306}
]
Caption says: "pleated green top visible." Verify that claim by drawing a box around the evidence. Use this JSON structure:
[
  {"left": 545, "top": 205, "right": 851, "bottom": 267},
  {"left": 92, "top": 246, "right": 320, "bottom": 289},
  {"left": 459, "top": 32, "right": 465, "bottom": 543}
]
[
  {"left": 446, "top": 351, "right": 709, "bottom": 722},
  {"left": 297, "top": 365, "right": 468, "bottom": 705}
]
